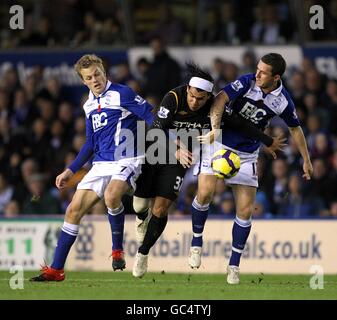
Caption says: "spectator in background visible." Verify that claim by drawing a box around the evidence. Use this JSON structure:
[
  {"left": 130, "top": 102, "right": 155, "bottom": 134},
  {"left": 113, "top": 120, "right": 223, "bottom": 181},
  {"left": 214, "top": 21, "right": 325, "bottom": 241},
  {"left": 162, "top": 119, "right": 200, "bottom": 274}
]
[
  {"left": 58, "top": 101, "right": 75, "bottom": 139},
  {"left": 303, "top": 93, "right": 329, "bottom": 129},
  {"left": 211, "top": 58, "right": 226, "bottom": 92},
  {"left": 173, "top": 182, "right": 198, "bottom": 216},
  {"left": 328, "top": 201, "right": 337, "bottom": 218},
  {"left": 97, "top": 18, "right": 124, "bottom": 45},
  {"left": 72, "top": 11, "right": 100, "bottom": 47},
  {"left": 306, "top": 158, "right": 336, "bottom": 209},
  {"left": 283, "top": 136, "right": 303, "bottom": 173},
  {"left": 0, "top": 89, "right": 9, "bottom": 119},
  {"left": 38, "top": 77, "right": 65, "bottom": 105},
  {"left": 278, "top": 173, "right": 324, "bottom": 217},
  {"left": 217, "top": 192, "right": 235, "bottom": 217},
  {"left": 0, "top": 67, "right": 20, "bottom": 97},
  {"left": 0, "top": 172, "right": 13, "bottom": 214},
  {"left": 305, "top": 114, "right": 322, "bottom": 151},
  {"left": 29, "top": 118, "right": 53, "bottom": 171},
  {"left": 135, "top": 57, "right": 150, "bottom": 89},
  {"left": 23, "top": 74, "right": 40, "bottom": 103},
  {"left": 323, "top": 79, "right": 337, "bottom": 136},
  {"left": 202, "top": 8, "right": 222, "bottom": 44},
  {"left": 288, "top": 70, "right": 305, "bottom": 109},
  {"left": 144, "top": 37, "right": 181, "bottom": 100},
  {"left": 3, "top": 200, "right": 20, "bottom": 217},
  {"left": 218, "top": 1, "right": 249, "bottom": 44},
  {"left": 240, "top": 50, "right": 257, "bottom": 74},
  {"left": 12, "top": 158, "right": 40, "bottom": 204},
  {"left": 22, "top": 173, "right": 62, "bottom": 214},
  {"left": 251, "top": 4, "right": 293, "bottom": 44},
  {"left": 148, "top": 4, "right": 186, "bottom": 45},
  {"left": 304, "top": 69, "right": 324, "bottom": 101},
  {"left": 223, "top": 62, "right": 239, "bottom": 83},
  {"left": 311, "top": 133, "right": 333, "bottom": 160},
  {"left": 111, "top": 63, "right": 134, "bottom": 85},
  {"left": 19, "top": 16, "right": 56, "bottom": 47},
  {"left": 266, "top": 158, "right": 289, "bottom": 214},
  {"left": 11, "top": 88, "right": 38, "bottom": 130},
  {"left": 253, "top": 191, "right": 272, "bottom": 218}
]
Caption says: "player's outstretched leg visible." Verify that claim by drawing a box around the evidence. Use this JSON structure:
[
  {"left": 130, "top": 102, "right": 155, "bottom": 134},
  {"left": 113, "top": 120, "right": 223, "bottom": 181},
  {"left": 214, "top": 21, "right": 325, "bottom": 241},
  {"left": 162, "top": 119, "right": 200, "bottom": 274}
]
[
  {"left": 108, "top": 205, "right": 126, "bottom": 271},
  {"left": 30, "top": 221, "right": 79, "bottom": 282}
]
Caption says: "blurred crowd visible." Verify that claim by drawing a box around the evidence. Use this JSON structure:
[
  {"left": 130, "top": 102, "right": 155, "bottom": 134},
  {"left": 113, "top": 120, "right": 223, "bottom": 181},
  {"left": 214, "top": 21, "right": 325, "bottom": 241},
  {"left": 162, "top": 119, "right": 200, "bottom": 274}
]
[
  {"left": 0, "top": 36, "right": 337, "bottom": 219},
  {"left": 1, "top": 0, "right": 337, "bottom": 48}
]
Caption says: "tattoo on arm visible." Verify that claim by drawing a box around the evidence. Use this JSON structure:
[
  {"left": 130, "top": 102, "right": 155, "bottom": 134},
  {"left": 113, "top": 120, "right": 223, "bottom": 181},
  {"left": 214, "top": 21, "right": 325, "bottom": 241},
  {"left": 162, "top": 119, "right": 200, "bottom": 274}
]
[{"left": 210, "top": 91, "right": 229, "bottom": 130}]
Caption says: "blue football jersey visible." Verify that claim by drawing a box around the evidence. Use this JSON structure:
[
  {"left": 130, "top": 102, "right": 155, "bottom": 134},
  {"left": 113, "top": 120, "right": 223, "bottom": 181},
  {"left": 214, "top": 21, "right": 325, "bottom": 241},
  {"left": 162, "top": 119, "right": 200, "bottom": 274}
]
[
  {"left": 221, "top": 73, "right": 300, "bottom": 153},
  {"left": 83, "top": 80, "right": 153, "bottom": 162}
]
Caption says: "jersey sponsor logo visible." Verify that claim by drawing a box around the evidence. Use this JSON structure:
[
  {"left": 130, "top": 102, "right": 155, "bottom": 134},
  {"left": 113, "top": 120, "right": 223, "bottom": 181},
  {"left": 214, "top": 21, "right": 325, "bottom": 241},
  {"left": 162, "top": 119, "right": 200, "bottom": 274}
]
[
  {"left": 158, "top": 106, "right": 170, "bottom": 118},
  {"left": 135, "top": 95, "right": 145, "bottom": 105},
  {"left": 172, "top": 121, "right": 210, "bottom": 129},
  {"left": 92, "top": 112, "right": 108, "bottom": 132},
  {"left": 231, "top": 80, "right": 244, "bottom": 92},
  {"left": 239, "top": 101, "right": 267, "bottom": 124}
]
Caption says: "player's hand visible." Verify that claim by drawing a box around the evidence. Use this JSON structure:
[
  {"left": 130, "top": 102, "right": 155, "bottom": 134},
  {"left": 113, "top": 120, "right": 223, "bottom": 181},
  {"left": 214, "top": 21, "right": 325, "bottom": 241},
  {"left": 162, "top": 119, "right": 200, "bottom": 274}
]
[
  {"left": 55, "top": 168, "right": 74, "bottom": 189},
  {"left": 175, "top": 148, "right": 194, "bottom": 168},
  {"left": 196, "top": 129, "right": 220, "bottom": 144},
  {"left": 303, "top": 160, "right": 313, "bottom": 181},
  {"left": 265, "top": 135, "right": 287, "bottom": 159}
]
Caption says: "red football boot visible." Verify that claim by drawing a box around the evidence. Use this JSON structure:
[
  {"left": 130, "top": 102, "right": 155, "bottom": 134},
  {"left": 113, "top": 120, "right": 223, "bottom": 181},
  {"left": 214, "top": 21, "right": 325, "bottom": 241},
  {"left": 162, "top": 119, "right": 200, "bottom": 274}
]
[
  {"left": 112, "top": 249, "right": 126, "bottom": 271},
  {"left": 30, "top": 265, "right": 65, "bottom": 282}
]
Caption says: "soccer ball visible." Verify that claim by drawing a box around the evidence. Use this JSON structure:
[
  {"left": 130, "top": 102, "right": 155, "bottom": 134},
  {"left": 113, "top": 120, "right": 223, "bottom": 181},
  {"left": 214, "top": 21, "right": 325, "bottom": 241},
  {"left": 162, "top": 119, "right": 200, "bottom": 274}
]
[{"left": 211, "top": 149, "right": 241, "bottom": 179}]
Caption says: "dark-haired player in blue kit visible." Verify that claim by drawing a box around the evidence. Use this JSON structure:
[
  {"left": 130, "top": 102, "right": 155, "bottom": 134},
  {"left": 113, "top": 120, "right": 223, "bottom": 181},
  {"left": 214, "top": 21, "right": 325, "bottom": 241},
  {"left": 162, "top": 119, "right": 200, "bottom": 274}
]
[
  {"left": 30, "top": 54, "right": 154, "bottom": 281},
  {"left": 189, "top": 53, "right": 313, "bottom": 284}
]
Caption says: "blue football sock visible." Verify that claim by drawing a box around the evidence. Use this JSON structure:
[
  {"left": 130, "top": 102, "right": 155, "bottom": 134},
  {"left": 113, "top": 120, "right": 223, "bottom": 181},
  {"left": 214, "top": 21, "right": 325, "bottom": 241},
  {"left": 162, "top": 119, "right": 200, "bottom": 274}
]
[
  {"left": 108, "top": 204, "right": 125, "bottom": 251},
  {"left": 191, "top": 197, "right": 209, "bottom": 248},
  {"left": 229, "top": 216, "right": 252, "bottom": 267},
  {"left": 51, "top": 222, "right": 79, "bottom": 270}
]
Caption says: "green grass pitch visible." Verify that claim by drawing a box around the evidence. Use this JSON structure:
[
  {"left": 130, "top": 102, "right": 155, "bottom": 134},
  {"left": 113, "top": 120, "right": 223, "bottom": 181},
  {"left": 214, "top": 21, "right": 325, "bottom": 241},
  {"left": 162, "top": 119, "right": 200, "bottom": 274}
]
[{"left": 1, "top": 271, "right": 336, "bottom": 300}]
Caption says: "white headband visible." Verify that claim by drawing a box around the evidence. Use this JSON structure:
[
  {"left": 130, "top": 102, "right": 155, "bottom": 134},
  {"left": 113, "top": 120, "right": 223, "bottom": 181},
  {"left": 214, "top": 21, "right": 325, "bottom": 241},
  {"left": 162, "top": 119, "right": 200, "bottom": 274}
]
[{"left": 189, "top": 77, "right": 214, "bottom": 93}]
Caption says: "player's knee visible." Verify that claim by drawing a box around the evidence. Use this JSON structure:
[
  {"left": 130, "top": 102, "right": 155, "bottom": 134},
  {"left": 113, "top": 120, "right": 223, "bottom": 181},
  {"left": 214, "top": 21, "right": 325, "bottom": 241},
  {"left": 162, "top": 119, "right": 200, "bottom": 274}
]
[
  {"left": 236, "top": 205, "right": 253, "bottom": 220},
  {"left": 152, "top": 205, "right": 168, "bottom": 218},
  {"left": 65, "top": 203, "right": 84, "bottom": 224},
  {"left": 197, "top": 190, "right": 213, "bottom": 205},
  {"left": 133, "top": 196, "right": 150, "bottom": 213},
  {"left": 104, "top": 191, "right": 121, "bottom": 209}
]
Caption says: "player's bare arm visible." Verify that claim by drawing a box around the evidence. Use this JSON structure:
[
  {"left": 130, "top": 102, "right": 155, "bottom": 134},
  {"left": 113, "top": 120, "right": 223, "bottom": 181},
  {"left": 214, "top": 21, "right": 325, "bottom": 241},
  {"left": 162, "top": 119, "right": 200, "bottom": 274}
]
[
  {"left": 197, "top": 90, "right": 229, "bottom": 144},
  {"left": 288, "top": 126, "right": 313, "bottom": 180},
  {"left": 55, "top": 168, "right": 74, "bottom": 189}
]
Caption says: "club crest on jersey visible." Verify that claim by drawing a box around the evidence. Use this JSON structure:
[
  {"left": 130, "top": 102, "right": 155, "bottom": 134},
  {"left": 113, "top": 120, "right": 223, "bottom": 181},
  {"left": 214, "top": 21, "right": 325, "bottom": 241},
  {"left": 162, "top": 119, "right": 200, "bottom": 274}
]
[
  {"left": 158, "top": 106, "right": 170, "bottom": 118},
  {"left": 92, "top": 112, "right": 108, "bottom": 132},
  {"left": 231, "top": 80, "right": 243, "bottom": 92},
  {"left": 271, "top": 97, "right": 282, "bottom": 108}
]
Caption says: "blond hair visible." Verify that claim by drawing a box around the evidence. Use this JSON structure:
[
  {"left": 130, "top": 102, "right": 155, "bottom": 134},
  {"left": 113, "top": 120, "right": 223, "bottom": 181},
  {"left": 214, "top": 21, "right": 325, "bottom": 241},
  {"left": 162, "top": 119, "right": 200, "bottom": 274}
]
[{"left": 74, "top": 54, "right": 105, "bottom": 79}]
